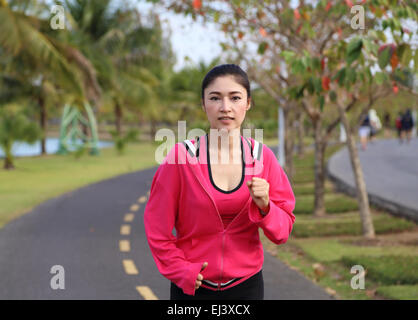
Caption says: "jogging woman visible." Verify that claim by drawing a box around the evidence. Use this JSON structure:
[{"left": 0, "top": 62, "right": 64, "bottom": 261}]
[{"left": 144, "top": 64, "right": 296, "bottom": 300}]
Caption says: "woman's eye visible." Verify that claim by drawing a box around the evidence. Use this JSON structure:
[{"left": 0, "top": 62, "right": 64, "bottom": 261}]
[
  {"left": 210, "top": 97, "right": 219, "bottom": 101},
  {"left": 232, "top": 96, "right": 241, "bottom": 101}
]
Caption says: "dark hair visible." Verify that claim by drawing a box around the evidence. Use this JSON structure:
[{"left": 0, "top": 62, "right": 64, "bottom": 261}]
[{"left": 201, "top": 64, "right": 251, "bottom": 102}]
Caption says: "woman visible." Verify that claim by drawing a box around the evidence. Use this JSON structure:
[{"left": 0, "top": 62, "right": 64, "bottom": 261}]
[{"left": 144, "top": 64, "right": 296, "bottom": 300}]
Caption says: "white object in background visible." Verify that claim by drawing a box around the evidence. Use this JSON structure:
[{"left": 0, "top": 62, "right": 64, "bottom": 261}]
[
  {"left": 412, "top": 110, "right": 417, "bottom": 138},
  {"left": 340, "top": 122, "right": 347, "bottom": 142},
  {"left": 278, "top": 107, "right": 285, "bottom": 167}
]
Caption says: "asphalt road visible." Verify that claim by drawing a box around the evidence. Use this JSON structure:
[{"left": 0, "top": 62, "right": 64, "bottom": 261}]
[
  {"left": 328, "top": 138, "right": 418, "bottom": 221},
  {"left": 0, "top": 160, "right": 333, "bottom": 300}
]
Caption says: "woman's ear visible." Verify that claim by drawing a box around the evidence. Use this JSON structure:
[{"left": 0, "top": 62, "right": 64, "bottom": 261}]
[{"left": 246, "top": 97, "right": 251, "bottom": 111}]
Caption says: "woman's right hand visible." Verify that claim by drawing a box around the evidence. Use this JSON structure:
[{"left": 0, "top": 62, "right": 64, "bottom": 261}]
[{"left": 195, "top": 262, "right": 208, "bottom": 290}]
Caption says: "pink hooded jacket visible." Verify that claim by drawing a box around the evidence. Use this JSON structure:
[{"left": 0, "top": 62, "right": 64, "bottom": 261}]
[{"left": 143, "top": 134, "right": 296, "bottom": 296}]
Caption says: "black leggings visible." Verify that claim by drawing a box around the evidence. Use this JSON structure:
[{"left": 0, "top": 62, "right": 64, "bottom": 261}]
[{"left": 170, "top": 270, "right": 264, "bottom": 300}]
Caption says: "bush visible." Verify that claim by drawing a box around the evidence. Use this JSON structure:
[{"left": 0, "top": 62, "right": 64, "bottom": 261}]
[
  {"left": 340, "top": 255, "right": 418, "bottom": 285},
  {"left": 292, "top": 213, "right": 415, "bottom": 238},
  {"left": 376, "top": 285, "right": 418, "bottom": 300},
  {"left": 294, "top": 194, "right": 358, "bottom": 214}
]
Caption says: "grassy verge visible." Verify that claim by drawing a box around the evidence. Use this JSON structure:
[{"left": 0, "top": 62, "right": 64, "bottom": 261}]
[
  {"left": 260, "top": 141, "right": 418, "bottom": 300},
  {"left": 0, "top": 141, "right": 159, "bottom": 229}
]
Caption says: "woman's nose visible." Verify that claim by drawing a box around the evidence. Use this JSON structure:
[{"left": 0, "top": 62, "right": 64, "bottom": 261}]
[{"left": 220, "top": 97, "right": 232, "bottom": 111}]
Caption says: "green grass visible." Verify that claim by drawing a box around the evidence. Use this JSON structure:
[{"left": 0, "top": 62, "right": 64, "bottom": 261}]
[
  {"left": 293, "top": 182, "right": 334, "bottom": 196},
  {"left": 294, "top": 193, "right": 359, "bottom": 214},
  {"left": 292, "top": 212, "right": 416, "bottom": 237},
  {"left": 376, "top": 285, "right": 418, "bottom": 300},
  {"left": 0, "top": 141, "right": 159, "bottom": 229},
  {"left": 340, "top": 255, "right": 418, "bottom": 285},
  {"left": 291, "top": 238, "right": 418, "bottom": 263}
]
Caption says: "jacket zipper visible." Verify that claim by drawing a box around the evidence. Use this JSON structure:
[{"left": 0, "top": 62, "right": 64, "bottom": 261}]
[{"left": 218, "top": 231, "right": 225, "bottom": 291}]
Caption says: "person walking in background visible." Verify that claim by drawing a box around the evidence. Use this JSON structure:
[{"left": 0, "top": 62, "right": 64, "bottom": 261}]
[
  {"left": 368, "top": 109, "right": 381, "bottom": 143},
  {"left": 359, "top": 113, "right": 371, "bottom": 151},
  {"left": 400, "top": 109, "right": 414, "bottom": 144},
  {"left": 395, "top": 111, "right": 403, "bottom": 143},
  {"left": 383, "top": 112, "right": 391, "bottom": 138}
]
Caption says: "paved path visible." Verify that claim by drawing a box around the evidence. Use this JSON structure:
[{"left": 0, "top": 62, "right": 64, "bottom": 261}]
[
  {"left": 0, "top": 162, "right": 333, "bottom": 300},
  {"left": 327, "top": 138, "right": 418, "bottom": 222}
]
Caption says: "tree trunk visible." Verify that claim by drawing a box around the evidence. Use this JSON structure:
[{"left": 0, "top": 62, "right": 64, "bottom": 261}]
[
  {"left": 115, "top": 102, "right": 123, "bottom": 136},
  {"left": 338, "top": 105, "right": 375, "bottom": 239},
  {"left": 313, "top": 118, "right": 327, "bottom": 217},
  {"left": 39, "top": 96, "right": 46, "bottom": 155},
  {"left": 150, "top": 120, "right": 157, "bottom": 141},
  {"left": 297, "top": 110, "right": 305, "bottom": 156},
  {"left": 3, "top": 142, "right": 14, "bottom": 170},
  {"left": 284, "top": 107, "right": 295, "bottom": 182}
]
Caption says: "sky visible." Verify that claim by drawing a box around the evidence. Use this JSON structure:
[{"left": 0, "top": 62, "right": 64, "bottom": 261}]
[{"left": 135, "top": 1, "right": 227, "bottom": 72}]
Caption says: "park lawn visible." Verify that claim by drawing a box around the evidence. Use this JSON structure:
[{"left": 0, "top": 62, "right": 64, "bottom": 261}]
[
  {"left": 260, "top": 141, "right": 418, "bottom": 300},
  {"left": 376, "top": 285, "right": 418, "bottom": 300},
  {"left": 0, "top": 141, "right": 159, "bottom": 229},
  {"left": 292, "top": 211, "right": 416, "bottom": 237}
]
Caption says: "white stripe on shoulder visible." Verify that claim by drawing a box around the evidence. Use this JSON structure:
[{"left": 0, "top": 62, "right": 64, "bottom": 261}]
[{"left": 184, "top": 139, "right": 196, "bottom": 156}]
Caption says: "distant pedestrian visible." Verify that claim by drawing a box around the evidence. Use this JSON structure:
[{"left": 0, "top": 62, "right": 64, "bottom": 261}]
[
  {"left": 368, "top": 109, "right": 381, "bottom": 143},
  {"left": 395, "top": 111, "right": 403, "bottom": 142},
  {"left": 383, "top": 112, "right": 391, "bottom": 138},
  {"left": 400, "top": 109, "right": 414, "bottom": 144},
  {"left": 359, "top": 113, "right": 371, "bottom": 150}
]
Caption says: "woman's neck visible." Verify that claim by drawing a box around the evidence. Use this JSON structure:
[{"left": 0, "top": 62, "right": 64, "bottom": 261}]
[{"left": 207, "top": 128, "right": 241, "bottom": 164}]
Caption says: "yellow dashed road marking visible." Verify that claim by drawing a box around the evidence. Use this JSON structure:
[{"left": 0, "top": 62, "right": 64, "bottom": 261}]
[
  {"left": 138, "top": 196, "right": 147, "bottom": 204},
  {"left": 123, "top": 259, "right": 138, "bottom": 275},
  {"left": 124, "top": 213, "right": 135, "bottom": 222},
  {"left": 136, "top": 286, "right": 158, "bottom": 300},
  {"left": 119, "top": 240, "right": 130, "bottom": 252},
  {"left": 120, "top": 225, "right": 131, "bottom": 235},
  {"left": 130, "top": 204, "right": 140, "bottom": 212}
]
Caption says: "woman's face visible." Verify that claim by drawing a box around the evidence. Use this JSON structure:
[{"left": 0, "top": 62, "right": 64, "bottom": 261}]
[{"left": 202, "top": 75, "right": 251, "bottom": 132}]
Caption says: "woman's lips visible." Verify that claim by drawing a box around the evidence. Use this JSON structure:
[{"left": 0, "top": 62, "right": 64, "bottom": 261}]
[{"left": 218, "top": 117, "right": 234, "bottom": 124}]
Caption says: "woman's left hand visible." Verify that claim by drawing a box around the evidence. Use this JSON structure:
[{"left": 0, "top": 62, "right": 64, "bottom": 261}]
[{"left": 247, "top": 177, "right": 270, "bottom": 214}]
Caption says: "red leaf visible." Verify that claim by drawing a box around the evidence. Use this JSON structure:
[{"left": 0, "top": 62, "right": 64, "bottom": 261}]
[
  {"left": 322, "top": 76, "right": 331, "bottom": 91},
  {"left": 259, "top": 27, "right": 267, "bottom": 37},
  {"left": 393, "top": 84, "right": 398, "bottom": 94},
  {"left": 325, "top": 2, "right": 332, "bottom": 11},
  {"left": 294, "top": 9, "right": 301, "bottom": 20},
  {"left": 345, "top": 0, "right": 353, "bottom": 8},
  {"left": 193, "top": 0, "right": 202, "bottom": 10},
  {"left": 390, "top": 52, "right": 399, "bottom": 70}
]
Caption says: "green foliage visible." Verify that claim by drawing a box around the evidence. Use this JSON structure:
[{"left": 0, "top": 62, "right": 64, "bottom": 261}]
[
  {"left": 0, "top": 105, "right": 43, "bottom": 169},
  {"left": 109, "top": 128, "right": 139, "bottom": 155},
  {"left": 346, "top": 37, "right": 363, "bottom": 66}
]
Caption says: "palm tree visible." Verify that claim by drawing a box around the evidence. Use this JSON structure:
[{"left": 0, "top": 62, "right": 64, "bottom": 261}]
[
  {"left": 63, "top": 0, "right": 165, "bottom": 138},
  {"left": 0, "top": 104, "right": 42, "bottom": 169},
  {"left": 0, "top": 0, "right": 102, "bottom": 154}
]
